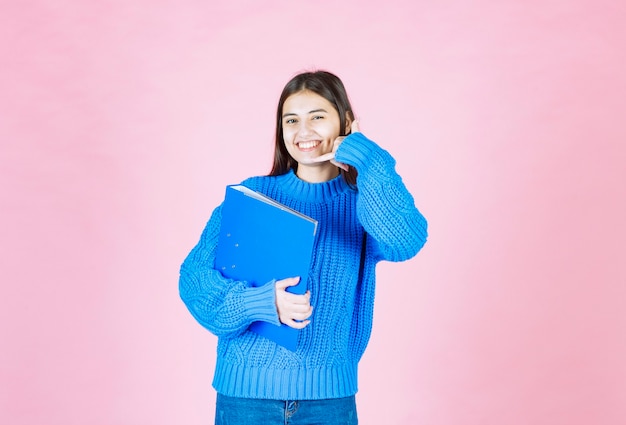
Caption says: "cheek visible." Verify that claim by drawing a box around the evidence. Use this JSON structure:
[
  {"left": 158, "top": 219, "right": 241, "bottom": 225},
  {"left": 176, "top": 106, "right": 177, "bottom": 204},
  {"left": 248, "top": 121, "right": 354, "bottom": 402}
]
[
  {"left": 282, "top": 135, "right": 295, "bottom": 153},
  {"left": 325, "top": 126, "right": 341, "bottom": 140},
  {"left": 324, "top": 119, "right": 342, "bottom": 138},
  {"left": 282, "top": 127, "right": 296, "bottom": 143}
]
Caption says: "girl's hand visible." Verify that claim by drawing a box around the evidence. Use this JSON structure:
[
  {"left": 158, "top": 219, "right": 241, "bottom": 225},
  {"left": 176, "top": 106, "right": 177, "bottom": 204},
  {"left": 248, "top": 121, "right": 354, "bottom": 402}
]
[
  {"left": 275, "top": 277, "right": 313, "bottom": 329},
  {"left": 310, "top": 120, "right": 361, "bottom": 171}
]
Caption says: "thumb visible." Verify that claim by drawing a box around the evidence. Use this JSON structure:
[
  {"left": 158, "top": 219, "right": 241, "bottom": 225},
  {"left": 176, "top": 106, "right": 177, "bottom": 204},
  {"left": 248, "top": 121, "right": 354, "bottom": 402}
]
[{"left": 276, "top": 276, "right": 300, "bottom": 290}]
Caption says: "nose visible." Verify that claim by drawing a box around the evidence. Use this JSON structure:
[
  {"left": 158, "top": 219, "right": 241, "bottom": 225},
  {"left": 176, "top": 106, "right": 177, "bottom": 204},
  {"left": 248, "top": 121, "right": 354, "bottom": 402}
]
[{"left": 297, "top": 120, "right": 314, "bottom": 137}]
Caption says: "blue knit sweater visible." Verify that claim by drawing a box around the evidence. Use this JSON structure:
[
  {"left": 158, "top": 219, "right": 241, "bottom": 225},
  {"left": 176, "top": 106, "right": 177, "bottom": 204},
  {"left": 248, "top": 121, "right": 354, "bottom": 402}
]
[{"left": 179, "top": 132, "right": 427, "bottom": 400}]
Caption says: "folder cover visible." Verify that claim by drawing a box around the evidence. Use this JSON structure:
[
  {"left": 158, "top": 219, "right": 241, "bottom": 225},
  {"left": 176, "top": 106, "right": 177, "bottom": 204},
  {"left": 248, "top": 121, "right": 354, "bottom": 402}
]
[{"left": 215, "top": 185, "right": 318, "bottom": 351}]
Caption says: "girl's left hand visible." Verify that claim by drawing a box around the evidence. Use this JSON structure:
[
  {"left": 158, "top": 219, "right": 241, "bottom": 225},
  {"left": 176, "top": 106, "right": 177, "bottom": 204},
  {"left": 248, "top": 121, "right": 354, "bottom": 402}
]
[{"left": 310, "top": 120, "right": 361, "bottom": 171}]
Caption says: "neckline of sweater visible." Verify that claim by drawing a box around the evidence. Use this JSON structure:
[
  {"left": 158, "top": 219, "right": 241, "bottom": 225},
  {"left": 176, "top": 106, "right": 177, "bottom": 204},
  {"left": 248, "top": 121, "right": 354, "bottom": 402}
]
[{"left": 276, "top": 169, "right": 353, "bottom": 203}]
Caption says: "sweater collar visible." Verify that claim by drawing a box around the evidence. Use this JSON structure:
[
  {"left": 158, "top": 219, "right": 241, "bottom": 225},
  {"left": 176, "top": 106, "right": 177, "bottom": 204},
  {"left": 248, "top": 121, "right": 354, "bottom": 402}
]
[{"left": 276, "top": 169, "right": 351, "bottom": 203}]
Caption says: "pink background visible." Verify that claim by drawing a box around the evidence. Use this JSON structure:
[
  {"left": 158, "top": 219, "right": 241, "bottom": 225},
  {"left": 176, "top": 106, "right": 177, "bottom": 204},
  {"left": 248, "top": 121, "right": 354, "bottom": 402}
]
[{"left": 2, "top": 1, "right": 625, "bottom": 424}]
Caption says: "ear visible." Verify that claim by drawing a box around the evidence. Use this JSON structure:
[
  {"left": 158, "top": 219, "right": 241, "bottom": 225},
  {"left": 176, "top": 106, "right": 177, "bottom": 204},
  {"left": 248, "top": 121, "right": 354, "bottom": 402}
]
[{"left": 344, "top": 111, "right": 354, "bottom": 134}]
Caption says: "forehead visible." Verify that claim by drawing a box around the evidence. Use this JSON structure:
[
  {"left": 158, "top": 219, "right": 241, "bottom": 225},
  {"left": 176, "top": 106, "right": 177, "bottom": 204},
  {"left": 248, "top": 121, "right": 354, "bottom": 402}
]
[{"left": 282, "top": 90, "right": 336, "bottom": 114}]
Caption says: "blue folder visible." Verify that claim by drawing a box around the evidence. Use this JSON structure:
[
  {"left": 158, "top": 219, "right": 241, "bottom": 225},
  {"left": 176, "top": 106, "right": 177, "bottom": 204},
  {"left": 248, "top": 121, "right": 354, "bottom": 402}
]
[{"left": 215, "top": 185, "right": 318, "bottom": 351}]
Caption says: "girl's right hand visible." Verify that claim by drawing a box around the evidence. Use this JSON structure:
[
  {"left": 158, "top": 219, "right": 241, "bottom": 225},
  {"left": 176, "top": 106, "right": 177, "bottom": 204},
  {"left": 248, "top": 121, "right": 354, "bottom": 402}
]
[
  {"left": 307, "top": 119, "right": 361, "bottom": 171},
  {"left": 275, "top": 277, "right": 313, "bottom": 329}
]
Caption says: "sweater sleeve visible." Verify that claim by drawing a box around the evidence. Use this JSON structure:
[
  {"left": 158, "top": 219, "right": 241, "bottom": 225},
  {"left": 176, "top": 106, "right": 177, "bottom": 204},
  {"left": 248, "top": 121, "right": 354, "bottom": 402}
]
[
  {"left": 179, "top": 205, "right": 281, "bottom": 338},
  {"left": 335, "top": 132, "right": 428, "bottom": 262}
]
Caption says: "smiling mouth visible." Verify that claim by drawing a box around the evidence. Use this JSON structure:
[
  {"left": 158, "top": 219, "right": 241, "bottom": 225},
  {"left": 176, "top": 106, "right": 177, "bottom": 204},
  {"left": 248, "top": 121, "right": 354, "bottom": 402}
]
[{"left": 297, "top": 140, "right": 321, "bottom": 150}]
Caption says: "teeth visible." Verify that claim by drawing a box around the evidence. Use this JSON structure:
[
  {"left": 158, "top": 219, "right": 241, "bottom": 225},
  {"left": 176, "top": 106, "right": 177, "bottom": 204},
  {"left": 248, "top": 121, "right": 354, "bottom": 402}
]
[{"left": 298, "top": 141, "right": 319, "bottom": 149}]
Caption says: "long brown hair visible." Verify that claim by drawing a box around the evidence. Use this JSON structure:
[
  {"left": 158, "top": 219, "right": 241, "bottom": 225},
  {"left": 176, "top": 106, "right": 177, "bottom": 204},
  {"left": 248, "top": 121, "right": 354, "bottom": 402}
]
[{"left": 269, "top": 70, "right": 358, "bottom": 186}]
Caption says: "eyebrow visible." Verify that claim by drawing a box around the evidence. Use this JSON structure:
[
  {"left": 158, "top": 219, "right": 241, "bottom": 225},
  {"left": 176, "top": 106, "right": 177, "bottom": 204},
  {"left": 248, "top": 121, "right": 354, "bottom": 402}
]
[{"left": 282, "top": 108, "right": 328, "bottom": 118}]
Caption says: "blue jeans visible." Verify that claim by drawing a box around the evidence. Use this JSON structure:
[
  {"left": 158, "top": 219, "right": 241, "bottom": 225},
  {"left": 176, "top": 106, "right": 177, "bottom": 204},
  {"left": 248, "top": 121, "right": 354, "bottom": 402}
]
[{"left": 215, "top": 393, "right": 358, "bottom": 425}]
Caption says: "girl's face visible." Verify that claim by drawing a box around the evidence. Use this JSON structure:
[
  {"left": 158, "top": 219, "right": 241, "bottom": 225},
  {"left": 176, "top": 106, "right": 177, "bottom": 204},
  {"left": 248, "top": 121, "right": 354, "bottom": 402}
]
[{"left": 281, "top": 90, "right": 343, "bottom": 182}]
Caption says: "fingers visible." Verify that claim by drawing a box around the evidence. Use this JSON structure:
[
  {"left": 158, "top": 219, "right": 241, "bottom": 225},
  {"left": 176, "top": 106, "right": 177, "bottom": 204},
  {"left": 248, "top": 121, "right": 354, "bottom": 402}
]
[
  {"left": 275, "top": 278, "right": 313, "bottom": 329},
  {"left": 284, "top": 302, "right": 313, "bottom": 322},
  {"left": 284, "top": 318, "right": 311, "bottom": 329},
  {"left": 306, "top": 152, "right": 334, "bottom": 164},
  {"left": 280, "top": 303, "right": 313, "bottom": 329},
  {"left": 305, "top": 153, "right": 348, "bottom": 172},
  {"left": 308, "top": 153, "right": 348, "bottom": 171},
  {"left": 331, "top": 159, "right": 349, "bottom": 172},
  {"left": 306, "top": 139, "right": 348, "bottom": 171},
  {"left": 282, "top": 290, "right": 311, "bottom": 307}
]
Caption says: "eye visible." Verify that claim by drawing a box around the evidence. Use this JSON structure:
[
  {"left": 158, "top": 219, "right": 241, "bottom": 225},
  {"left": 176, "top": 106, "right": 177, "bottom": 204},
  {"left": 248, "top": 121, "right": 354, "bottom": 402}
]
[
  {"left": 312, "top": 115, "right": 324, "bottom": 120},
  {"left": 284, "top": 118, "right": 297, "bottom": 125}
]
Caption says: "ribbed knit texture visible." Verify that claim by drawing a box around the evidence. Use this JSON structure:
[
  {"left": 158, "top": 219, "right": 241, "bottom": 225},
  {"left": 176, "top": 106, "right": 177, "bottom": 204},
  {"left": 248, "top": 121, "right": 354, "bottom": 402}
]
[{"left": 179, "top": 132, "right": 428, "bottom": 400}]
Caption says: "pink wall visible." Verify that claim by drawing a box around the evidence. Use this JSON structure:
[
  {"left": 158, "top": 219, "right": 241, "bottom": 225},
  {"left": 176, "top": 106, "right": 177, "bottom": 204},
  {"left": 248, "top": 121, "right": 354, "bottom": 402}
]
[{"left": 2, "top": 1, "right": 625, "bottom": 424}]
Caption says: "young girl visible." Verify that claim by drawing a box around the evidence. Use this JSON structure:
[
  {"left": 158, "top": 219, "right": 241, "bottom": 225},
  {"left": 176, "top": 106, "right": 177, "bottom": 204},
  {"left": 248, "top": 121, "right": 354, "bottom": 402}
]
[{"left": 179, "top": 70, "right": 428, "bottom": 424}]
